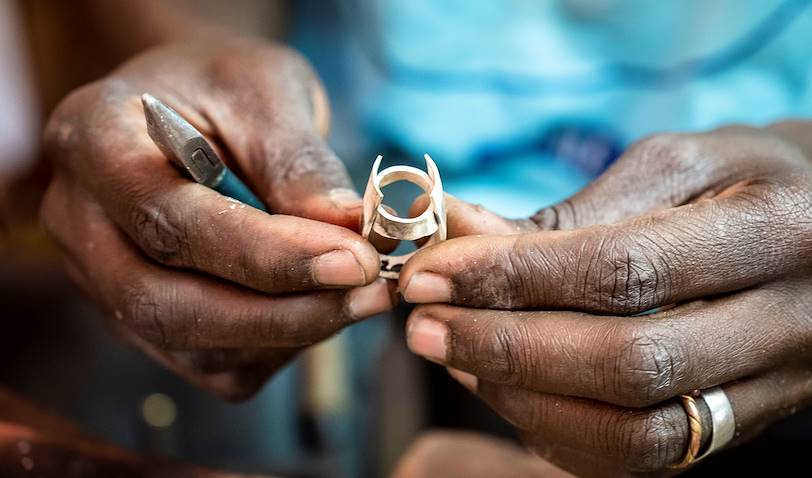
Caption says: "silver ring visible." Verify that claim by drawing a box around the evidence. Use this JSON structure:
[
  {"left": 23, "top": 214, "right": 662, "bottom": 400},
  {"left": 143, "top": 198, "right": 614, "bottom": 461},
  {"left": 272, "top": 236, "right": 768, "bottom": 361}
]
[
  {"left": 696, "top": 386, "right": 736, "bottom": 461},
  {"left": 361, "top": 154, "right": 446, "bottom": 279}
]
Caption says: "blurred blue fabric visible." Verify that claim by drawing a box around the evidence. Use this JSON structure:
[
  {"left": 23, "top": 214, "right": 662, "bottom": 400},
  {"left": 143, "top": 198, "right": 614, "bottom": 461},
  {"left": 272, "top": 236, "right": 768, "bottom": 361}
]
[{"left": 297, "top": 0, "right": 812, "bottom": 213}]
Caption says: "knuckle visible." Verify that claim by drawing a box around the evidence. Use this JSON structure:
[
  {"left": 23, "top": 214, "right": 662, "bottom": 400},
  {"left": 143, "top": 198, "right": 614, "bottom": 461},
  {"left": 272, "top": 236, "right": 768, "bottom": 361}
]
[
  {"left": 604, "top": 323, "right": 684, "bottom": 406},
  {"left": 530, "top": 206, "right": 559, "bottom": 230},
  {"left": 617, "top": 409, "right": 685, "bottom": 472},
  {"left": 582, "top": 230, "right": 669, "bottom": 314},
  {"left": 753, "top": 174, "right": 812, "bottom": 225},
  {"left": 127, "top": 193, "right": 194, "bottom": 265},
  {"left": 451, "top": 236, "right": 552, "bottom": 309},
  {"left": 119, "top": 277, "right": 166, "bottom": 346},
  {"left": 43, "top": 86, "right": 94, "bottom": 156},
  {"left": 238, "top": 224, "right": 289, "bottom": 290},
  {"left": 471, "top": 318, "right": 538, "bottom": 386},
  {"left": 491, "top": 325, "right": 522, "bottom": 382},
  {"left": 44, "top": 79, "right": 126, "bottom": 159},
  {"left": 257, "top": 294, "right": 344, "bottom": 347},
  {"left": 501, "top": 237, "right": 551, "bottom": 308},
  {"left": 254, "top": 308, "right": 299, "bottom": 344},
  {"left": 531, "top": 199, "right": 579, "bottom": 231},
  {"left": 725, "top": 173, "right": 812, "bottom": 268},
  {"left": 265, "top": 139, "right": 346, "bottom": 195}
]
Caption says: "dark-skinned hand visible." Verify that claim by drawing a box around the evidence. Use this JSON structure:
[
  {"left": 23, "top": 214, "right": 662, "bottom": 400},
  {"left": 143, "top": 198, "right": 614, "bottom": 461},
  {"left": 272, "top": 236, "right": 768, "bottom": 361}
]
[
  {"left": 41, "top": 38, "right": 396, "bottom": 401},
  {"left": 400, "top": 125, "right": 812, "bottom": 476}
]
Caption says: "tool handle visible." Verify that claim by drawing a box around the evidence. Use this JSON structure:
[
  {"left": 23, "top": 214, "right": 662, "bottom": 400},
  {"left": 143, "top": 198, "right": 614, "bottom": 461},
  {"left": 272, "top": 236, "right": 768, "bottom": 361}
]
[{"left": 214, "top": 169, "right": 267, "bottom": 212}]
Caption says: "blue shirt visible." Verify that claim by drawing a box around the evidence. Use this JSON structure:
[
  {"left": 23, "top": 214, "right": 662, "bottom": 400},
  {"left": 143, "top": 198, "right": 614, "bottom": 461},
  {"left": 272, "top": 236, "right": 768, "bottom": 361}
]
[{"left": 297, "top": 0, "right": 812, "bottom": 214}]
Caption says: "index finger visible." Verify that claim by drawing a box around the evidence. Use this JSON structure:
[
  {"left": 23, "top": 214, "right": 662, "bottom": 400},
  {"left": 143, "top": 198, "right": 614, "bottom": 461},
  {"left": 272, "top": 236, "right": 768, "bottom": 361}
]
[{"left": 400, "top": 176, "right": 812, "bottom": 313}]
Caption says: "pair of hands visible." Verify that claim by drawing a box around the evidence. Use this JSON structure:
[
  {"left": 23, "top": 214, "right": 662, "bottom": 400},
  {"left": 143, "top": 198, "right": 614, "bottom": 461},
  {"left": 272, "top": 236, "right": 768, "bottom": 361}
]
[{"left": 42, "top": 39, "right": 812, "bottom": 475}]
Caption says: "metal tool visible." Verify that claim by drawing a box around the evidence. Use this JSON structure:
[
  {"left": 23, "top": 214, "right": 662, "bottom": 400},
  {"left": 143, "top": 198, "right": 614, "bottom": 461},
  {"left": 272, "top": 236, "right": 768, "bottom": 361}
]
[{"left": 141, "top": 93, "right": 266, "bottom": 211}]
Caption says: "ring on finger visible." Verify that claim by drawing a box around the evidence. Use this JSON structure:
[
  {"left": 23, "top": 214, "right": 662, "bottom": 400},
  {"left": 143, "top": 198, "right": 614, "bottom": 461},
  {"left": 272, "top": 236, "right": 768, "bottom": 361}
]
[
  {"left": 672, "top": 386, "right": 736, "bottom": 468},
  {"left": 671, "top": 391, "right": 702, "bottom": 468}
]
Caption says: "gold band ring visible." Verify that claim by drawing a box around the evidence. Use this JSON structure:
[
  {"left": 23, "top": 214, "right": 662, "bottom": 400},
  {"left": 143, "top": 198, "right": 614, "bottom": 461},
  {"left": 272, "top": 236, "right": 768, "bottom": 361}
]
[{"left": 671, "top": 391, "right": 702, "bottom": 469}]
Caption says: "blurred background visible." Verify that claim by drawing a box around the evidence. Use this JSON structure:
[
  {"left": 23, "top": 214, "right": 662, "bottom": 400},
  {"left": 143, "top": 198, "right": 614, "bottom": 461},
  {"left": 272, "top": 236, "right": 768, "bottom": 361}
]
[{"left": 1, "top": 1, "right": 810, "bottom": 477}]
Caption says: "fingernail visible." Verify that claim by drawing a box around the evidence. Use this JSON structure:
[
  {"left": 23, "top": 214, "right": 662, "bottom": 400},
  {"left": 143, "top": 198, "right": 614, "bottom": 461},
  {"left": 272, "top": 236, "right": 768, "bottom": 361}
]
[
  {"left": 406, "top": 315, "right": 448, "bottom": 363},
  {"left": 447, "top": 367, "right": 478, "bottom": 392},
  {"left": 348, "top": 278, "right": 395, "bottom": 319},
  {"left": 402, "top": 272, "right": 452, "bottom": 303},
  {"left": 313, "top": 250, "right": 366, "bottom": 286},
  {"left": 328, "top": 188, "right": 362, "bottom": 211}
]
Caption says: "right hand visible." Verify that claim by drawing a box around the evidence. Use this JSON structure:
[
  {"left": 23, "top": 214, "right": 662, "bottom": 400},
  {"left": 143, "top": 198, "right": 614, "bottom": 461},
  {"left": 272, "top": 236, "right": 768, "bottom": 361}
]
[{"left": 41, "top": 38, "right": 395, "bottom": 400}]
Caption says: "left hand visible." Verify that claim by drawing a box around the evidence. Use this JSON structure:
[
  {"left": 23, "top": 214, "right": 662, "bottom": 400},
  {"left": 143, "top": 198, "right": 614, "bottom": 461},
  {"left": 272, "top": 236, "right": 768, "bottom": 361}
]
[
  {"left": 40, "top": 39, "right": 393, "bottom": 401},
  {"left": 399, "top": 125, "right": 812, "bottom": 476}
]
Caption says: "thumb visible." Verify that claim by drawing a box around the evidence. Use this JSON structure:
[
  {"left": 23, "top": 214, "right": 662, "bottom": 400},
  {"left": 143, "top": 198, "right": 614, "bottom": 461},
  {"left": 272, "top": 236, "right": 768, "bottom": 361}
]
[{"left": 409, "top": 194, "right": 537, "bottom": 239}]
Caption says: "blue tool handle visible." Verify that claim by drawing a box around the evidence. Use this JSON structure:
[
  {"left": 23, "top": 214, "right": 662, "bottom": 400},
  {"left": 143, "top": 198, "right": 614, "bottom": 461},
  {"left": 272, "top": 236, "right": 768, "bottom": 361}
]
[{"left": 214, "top": 168, "right": 267, "bottom": 212}]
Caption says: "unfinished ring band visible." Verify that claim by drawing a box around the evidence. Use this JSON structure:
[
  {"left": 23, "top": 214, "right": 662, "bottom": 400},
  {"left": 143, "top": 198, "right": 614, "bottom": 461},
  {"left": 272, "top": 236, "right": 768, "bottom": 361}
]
[{"left": 361, "top": 154, "right": 446, "bottom": 279}]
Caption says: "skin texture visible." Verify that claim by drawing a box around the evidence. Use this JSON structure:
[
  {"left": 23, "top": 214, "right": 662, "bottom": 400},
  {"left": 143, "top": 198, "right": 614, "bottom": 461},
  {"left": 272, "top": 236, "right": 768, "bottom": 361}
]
[
  {"left": 41, "top": 38, "right": 397, "bottom": 401},
  {"left": 401, "top": 125, "right": 812, "bottom": 476}
]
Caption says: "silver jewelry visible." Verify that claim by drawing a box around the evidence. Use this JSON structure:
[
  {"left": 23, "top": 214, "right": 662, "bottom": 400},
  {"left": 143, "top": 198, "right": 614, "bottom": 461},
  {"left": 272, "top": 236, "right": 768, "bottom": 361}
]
[
  {"left": 696, "top": 386, "right": 736, "bottom": 461},
  {"left": 361, "top": 154, "right": 446, "bottom": 279}
]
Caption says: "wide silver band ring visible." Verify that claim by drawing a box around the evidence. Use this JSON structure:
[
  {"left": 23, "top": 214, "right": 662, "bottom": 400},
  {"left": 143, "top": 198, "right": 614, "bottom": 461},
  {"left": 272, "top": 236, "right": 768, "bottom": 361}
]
[
  {"left": 361, "top": 154, "right": 446, "bottom": 279},
  {"left": 695, "top": 386, "right": 736, "bottom": 462}
]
